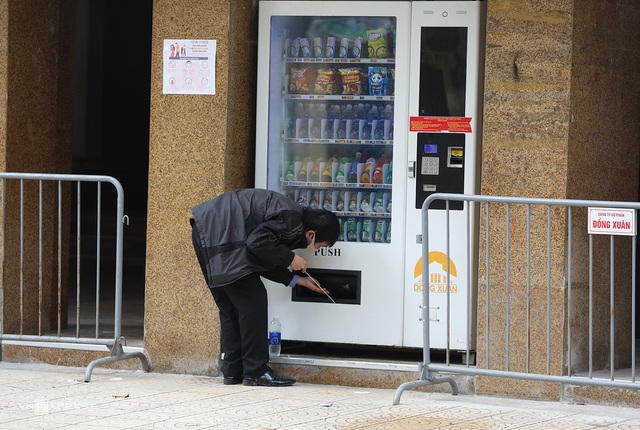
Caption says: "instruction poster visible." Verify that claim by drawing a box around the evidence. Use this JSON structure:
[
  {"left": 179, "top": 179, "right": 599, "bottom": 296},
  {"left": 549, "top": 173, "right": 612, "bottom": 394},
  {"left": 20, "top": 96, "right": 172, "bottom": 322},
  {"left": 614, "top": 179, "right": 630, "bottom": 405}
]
[{"left": 163, "top": 39, "right": 216, "bottom": 95}]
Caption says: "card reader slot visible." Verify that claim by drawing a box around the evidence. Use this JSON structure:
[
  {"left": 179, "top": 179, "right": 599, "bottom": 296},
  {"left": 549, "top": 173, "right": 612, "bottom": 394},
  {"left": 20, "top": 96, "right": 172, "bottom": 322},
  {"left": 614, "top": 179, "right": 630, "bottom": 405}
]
[{"left": 447, "top": 147, "right": 464, "bottom": 168}]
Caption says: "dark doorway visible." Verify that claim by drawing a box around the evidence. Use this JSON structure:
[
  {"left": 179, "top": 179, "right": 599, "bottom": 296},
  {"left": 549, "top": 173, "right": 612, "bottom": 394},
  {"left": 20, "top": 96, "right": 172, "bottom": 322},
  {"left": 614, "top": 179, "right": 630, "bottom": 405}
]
[{"left": 71, "top": 0, "right": 152, "bottom": 343}]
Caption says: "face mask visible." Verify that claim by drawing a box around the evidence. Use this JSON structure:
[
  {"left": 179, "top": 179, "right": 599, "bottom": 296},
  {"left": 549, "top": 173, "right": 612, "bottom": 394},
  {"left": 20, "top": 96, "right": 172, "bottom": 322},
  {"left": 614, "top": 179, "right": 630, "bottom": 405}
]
[{"left": 306, "top": 232, "right": 316, "bottom": 252}]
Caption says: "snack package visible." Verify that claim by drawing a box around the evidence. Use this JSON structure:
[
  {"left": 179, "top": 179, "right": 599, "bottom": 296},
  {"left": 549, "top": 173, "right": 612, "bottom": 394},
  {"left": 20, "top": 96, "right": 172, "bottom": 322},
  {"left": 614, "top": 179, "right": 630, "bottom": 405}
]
[
  {"left": 314, "top": 69, "right": 336, "bottom": 95},
  {"left": 289, "top": 66, "right": 312, "bottom": 94},
  {"left": 368, "top": 67, "right": 388, "bottom": 96},
  {"left": 339, "top": 67, "right": 363, "bottom": 95},
  {"left": 366, "top": 28, "right": 388, "bottom": 58}
]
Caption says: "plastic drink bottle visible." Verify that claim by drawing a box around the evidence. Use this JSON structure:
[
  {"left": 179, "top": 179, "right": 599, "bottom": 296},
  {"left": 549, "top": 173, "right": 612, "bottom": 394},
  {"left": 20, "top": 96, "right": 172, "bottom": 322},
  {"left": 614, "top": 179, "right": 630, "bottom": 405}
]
[
  {"left": 347, "top": 151, "right": 361, "bottom": 183},
  {"left": 336, "top": 104, "right": 353, "bottom": 139},
  {"left": 362, "top": 105, "right": 378, "bottom": 140},
  {"left": 269, "top": 318, "right": 281, "bottom": 357},
  {"left": 325, "top": 105, "right": 339, "bottom": 139},
  {"left": 350, "top": 103, "right": 365, "bottom": 139}
]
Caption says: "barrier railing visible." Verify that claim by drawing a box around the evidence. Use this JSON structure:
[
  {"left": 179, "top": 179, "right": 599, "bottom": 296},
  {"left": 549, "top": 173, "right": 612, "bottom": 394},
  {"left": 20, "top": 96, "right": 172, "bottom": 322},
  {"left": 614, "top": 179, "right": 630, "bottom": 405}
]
[
  {"left": 0, "top": 172, "right": 148, "bottom": 382},
  {"left": 394, "top": 193, "right": 639, "bottom": 404}
]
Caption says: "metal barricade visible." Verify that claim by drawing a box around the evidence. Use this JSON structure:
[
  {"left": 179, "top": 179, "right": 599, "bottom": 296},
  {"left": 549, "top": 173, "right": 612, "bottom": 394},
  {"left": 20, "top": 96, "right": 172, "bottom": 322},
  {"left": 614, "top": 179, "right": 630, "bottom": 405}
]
[
  {"left": 0, "top": 172, "right": 148, "bottom": 382},
  {"left": 394, "top": 193, "right": 639, "bottom": 404}
]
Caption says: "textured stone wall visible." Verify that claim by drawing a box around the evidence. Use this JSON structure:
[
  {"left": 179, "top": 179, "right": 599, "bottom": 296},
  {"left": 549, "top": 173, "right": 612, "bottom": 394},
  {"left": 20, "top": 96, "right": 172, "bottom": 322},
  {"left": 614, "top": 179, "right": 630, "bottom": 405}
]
[
  {"left": 478, "top": 0, "right": 640, "bottom": 399},
  {"left": 0, "top": 0, "right": 73, "bottom": 335},
  {"left": 144, "top": 0, "right": 257, "bottom": 374}
]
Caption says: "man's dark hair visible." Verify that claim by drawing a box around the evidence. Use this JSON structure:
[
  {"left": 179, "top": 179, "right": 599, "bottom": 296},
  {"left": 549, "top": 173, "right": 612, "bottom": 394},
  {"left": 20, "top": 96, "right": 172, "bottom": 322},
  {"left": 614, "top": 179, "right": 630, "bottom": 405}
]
[{"left": 301, "top": 207, "right": 340, "bottom": 246}]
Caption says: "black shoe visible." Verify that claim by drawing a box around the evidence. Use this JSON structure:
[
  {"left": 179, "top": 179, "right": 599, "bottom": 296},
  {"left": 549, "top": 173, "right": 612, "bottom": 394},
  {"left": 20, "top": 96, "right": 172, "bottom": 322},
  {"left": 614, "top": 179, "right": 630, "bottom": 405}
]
[
  {"left": 223, "top": 376, "right": 243, "bottom": 385},
  {"left": 243, "top": 371, "right": 296, "bottom": 387}
]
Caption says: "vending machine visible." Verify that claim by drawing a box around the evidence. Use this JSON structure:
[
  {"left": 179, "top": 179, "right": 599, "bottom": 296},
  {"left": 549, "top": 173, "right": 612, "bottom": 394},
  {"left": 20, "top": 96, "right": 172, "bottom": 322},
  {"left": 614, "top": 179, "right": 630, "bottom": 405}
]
[
  {"left": 403, "top": 1, "right": 485, "bottom": 350},
  {"left": 255, "top": 1, "right": 485, "bottom": 351}
]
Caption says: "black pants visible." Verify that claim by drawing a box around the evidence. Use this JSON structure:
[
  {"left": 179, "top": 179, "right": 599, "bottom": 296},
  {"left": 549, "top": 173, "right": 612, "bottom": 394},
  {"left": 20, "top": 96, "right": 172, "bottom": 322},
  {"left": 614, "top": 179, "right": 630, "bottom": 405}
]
[{"left": 192, "top": 224, "right": 271, "bottom": 378}]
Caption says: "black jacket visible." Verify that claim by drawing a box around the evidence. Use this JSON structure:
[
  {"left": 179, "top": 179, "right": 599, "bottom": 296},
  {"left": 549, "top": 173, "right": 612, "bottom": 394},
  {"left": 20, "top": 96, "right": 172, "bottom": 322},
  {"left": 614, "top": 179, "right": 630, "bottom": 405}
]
[{"left": 190, "top": 189, "right": 307, "bottom": 288}]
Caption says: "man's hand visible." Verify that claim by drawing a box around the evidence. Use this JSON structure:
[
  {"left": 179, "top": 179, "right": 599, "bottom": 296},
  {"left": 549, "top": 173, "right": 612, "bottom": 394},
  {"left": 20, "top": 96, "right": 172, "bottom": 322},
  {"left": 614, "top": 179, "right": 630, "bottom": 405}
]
[
  {"left": 290, "top": 254, "right": 307, "bottom": 272},
  {"left": 297, "top": 276, "right": 330, "bottom": 295}
]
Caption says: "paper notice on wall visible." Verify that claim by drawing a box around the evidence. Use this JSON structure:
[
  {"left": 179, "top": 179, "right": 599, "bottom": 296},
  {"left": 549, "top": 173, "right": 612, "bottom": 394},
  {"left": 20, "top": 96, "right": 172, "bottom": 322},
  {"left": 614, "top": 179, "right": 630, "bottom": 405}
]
[{"left": 163, "top": 39, "right": 216, "bottom": 95}]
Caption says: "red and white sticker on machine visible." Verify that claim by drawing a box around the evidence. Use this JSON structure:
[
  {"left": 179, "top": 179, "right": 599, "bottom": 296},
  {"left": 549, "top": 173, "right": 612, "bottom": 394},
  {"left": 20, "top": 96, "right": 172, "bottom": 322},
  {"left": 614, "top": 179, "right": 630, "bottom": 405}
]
[
  {"left": 410, "top": 116, "right": 472, "bottom": 133},
  {"left": 588, "top": 207, "right": 636, "bottom": 236}
]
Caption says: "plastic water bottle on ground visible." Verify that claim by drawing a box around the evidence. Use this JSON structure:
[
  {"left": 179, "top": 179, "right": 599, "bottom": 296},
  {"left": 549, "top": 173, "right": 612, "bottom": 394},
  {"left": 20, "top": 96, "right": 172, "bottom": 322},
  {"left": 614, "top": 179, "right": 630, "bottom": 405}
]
[{"left": 269, "top": 317, "right": 281, "bottom": 357}]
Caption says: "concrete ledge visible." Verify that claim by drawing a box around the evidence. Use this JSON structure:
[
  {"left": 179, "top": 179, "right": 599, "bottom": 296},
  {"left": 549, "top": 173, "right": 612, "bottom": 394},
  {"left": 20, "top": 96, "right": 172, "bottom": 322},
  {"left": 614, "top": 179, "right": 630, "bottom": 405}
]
[
  {"left": 270, "top": 359, "right": 475, "bottom": 395},
  {"left": 1, "top": 341, "right": 146, "bottom": 372}
]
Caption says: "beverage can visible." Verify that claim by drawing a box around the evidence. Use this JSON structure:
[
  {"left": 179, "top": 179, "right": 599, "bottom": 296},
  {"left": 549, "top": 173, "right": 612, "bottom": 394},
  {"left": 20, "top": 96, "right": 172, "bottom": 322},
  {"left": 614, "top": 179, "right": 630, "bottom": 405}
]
[
  {"left": 339, "top": 38, "right": 349, "bottom": 58},
  {"left": 313, "top": 37, "right": 323, "bottom": 58},
  {"left": 325, "top": 37, "right": 336, "bottom": 58},
  {"left": 299, "top": 37, "right": 311, "bottom": 58},
  {"left": 287, "top": 37, "right": 300, "bottom": 57},
  {"left": 352, "top": 37, "right": 362, "bottom": 58}
]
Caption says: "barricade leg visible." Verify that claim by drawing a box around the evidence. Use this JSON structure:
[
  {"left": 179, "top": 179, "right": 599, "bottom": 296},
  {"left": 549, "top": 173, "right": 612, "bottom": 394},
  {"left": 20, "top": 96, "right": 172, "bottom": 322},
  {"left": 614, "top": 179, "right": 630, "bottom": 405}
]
[
  {"left": 393, "top": 374, "right": 458, "bottom": 405},
  {"left": 84, "top": 336, "right": 150, "bottom": 382}
]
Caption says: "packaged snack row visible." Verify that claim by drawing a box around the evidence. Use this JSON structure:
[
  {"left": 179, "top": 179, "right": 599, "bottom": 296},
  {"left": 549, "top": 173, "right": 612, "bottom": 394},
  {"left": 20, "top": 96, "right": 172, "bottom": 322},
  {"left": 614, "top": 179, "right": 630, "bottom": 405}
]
[
  {"left": 289, "top": 65, "right": 394, "bottom": 96},
  {"left": 286, "top": 188, "right": 392, "bottom": 215},
  {"left": 285, "top": 28, "right": 394, "bottom": 60},
  {"left": 338, "top": 217, "right": 391, "bottom": 243},
  {"left": 284, "top": 154, "right": 392, "bottom": 185}
]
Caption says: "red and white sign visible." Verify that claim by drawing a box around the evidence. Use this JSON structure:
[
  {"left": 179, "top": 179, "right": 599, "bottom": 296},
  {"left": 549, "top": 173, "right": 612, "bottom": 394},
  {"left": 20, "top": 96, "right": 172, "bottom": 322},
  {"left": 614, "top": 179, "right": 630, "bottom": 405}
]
[
  {"left": 588, "top": 207, "right": 636, "bottom": 236},
  {"left": 409, "top": 116, "right": 472, "bottom": 133}
]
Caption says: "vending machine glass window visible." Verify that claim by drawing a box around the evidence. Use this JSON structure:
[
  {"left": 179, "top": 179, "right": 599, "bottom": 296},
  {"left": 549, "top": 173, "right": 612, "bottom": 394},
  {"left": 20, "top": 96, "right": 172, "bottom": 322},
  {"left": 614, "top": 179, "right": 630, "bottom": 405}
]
[
  {"left": 266, "top": 16, "right": 397, "bottom": 244},
  {"left": 418, "top": 27, "right": 468, "bottom": 117}
]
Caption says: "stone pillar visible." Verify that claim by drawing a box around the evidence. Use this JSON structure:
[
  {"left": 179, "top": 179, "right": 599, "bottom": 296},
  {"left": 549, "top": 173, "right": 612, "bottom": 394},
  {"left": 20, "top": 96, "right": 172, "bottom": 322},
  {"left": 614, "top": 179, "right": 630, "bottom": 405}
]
[
  {"left": 0, "top": 0, "right": 74, "bottom": 336},
  {"left": 478, "top": 0, "right": 640, "bottom": 399},
  {"left": 144, "top": 0, "right": 257, "bottom": 374}
]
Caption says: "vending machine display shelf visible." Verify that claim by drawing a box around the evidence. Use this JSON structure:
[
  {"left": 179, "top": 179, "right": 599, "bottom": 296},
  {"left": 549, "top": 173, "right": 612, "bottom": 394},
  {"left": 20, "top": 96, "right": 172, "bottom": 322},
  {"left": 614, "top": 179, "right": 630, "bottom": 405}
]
[
  {"left": 284, "top": 138, "right": 392, "bottom": 146},
  {"left": 281, "top": 181, "right": 391, "bottom": 189},
  {"left": 285, "top": 94, "right": 395, "bottom": 102},
  {"left": 285, "top": 57, "right": 396, "bottom": 65},
  {"left": 336, "top": 211, "right": 390, "bottom": 218}
]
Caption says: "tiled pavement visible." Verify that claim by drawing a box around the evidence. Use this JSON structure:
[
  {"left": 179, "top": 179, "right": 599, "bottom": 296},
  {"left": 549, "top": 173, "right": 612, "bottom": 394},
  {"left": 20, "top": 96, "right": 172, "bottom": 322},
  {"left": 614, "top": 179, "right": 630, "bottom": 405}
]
[{"left": 0, "top": 362, "right": 639, "bottom": 429}]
